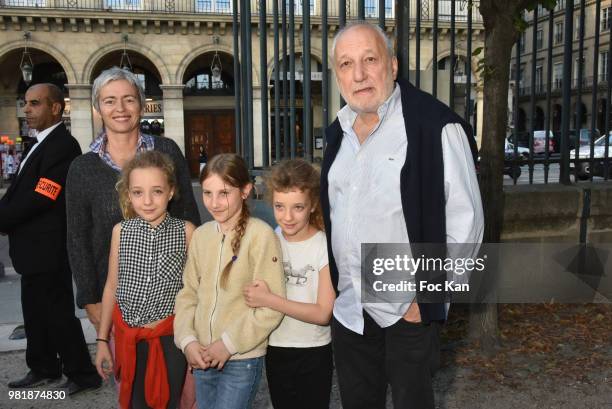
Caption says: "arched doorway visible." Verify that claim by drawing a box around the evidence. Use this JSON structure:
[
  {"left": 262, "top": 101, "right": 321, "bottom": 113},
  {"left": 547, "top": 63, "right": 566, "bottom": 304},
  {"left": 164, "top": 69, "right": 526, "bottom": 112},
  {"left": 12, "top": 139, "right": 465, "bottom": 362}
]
[
  {"left": 90, "top": 51, "right": 164, "bottom": 138},
  {"left": 268, "top": 53, "right": 324, "bottom": 161},
  {"left": 430, "top": 55, "right": 476, "bottom": 119},
  {"left": 0, "top": 48, "right": 69, "bottom": 149},
  {"left": 182, "top": 51, "right": 235, "bottom": 177}
]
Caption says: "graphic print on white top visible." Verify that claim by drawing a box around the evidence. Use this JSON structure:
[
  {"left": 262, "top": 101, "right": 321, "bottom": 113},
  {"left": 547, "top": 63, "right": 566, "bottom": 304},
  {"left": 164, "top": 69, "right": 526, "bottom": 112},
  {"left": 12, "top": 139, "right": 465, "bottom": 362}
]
[
  {"left": 283, "top": 261, "right": 316, "bottom": 286},
  {"left": 269, "top": 227, "right": 332, "bottom": 348}
]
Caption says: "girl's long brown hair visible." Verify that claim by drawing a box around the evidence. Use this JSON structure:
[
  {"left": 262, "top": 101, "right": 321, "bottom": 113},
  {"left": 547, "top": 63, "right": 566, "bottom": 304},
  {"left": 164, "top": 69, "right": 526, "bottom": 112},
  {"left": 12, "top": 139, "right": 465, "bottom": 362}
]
[
  {"left": 264, "top": 158, "right": 324, "bottom": 232},
  {"left": 200, "top": 153, "right": 251, "bottom": 289},
  {"left": 116, "top": 151, "right": 178, "bottom": 220}
]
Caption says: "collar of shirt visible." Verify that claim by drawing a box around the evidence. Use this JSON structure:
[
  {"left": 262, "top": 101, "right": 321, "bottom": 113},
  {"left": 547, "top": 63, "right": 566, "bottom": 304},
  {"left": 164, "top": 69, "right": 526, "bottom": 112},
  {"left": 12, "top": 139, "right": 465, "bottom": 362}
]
[
  {"left": 33, "top": 121, "right": 63, "bottom": 144},
  {"left": 134, "top": 213, "right": 171, "bottom": 232},
  {"left": 89, "top": 131, "right": 155, "bottom": 171},
  {"left": 337, "top": 83, "right": 402, "bottom": 147},
  {"left": 17, "top": 121, "right": 63, "bottom": 174}
]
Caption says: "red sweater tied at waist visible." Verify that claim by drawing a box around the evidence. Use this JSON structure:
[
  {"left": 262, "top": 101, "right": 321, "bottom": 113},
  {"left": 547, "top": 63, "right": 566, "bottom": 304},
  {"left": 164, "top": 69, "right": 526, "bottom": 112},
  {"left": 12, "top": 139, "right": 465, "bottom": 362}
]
[{"left": 113, "top": 304, "right": 175, "bottom": 409}]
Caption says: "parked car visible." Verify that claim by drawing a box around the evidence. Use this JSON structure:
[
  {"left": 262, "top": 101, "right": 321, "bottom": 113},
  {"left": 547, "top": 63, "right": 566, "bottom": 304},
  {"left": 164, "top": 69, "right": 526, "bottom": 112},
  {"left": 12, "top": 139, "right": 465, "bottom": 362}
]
[
  {"left": 507, "top": 130, "right": 554, "bottom": 154},
  {"left": 505, "top": 138, "right": 529, "bottom": 157},
  {"left": 476, "top": 145, "right": 523, "bottom": 179},
  {"left": 532, "top": 130, "right": 555, "bottom": 154},
  {"left": 554, "top": 128, "right": 600, "bottom": 151},
  {"left": 570, "top": 133, "right": 612, "bottom": 179}
]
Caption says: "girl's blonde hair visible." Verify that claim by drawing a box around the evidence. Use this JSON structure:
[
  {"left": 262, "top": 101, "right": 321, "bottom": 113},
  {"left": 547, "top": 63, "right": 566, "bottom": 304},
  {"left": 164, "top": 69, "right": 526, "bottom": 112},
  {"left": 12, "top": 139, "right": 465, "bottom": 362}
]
[
  {"left": 264, "top": 159, "right": 324, "bottom": 232},
  {"left": 116, "top": 151, "right": 178, "bottom": 219},
  {"left": 200, "top": 153, "right": 251, "bottom": 289}
]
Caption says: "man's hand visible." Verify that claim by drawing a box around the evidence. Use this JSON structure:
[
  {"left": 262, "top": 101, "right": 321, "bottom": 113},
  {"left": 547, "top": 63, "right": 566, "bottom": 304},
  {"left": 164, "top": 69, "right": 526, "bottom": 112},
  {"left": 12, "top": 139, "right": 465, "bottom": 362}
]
[
  {"left": 203, "top": 340, "right": 232, "bottom": 370},
  {"left": 184, "top": 341, "right": 208, "bottom": 370},
  {"left": 84, "top": 303, "right": 102, "bottom": 332},
  {"left": 403, "top": 302, "right": 421, "bottom": 323}
]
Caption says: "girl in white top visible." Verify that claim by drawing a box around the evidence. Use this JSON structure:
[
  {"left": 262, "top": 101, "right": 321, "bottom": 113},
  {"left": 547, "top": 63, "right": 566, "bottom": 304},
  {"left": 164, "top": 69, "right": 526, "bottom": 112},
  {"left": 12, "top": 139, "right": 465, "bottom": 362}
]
[{"left": 243, "top": 159, "right": 335, "bottom": 409}]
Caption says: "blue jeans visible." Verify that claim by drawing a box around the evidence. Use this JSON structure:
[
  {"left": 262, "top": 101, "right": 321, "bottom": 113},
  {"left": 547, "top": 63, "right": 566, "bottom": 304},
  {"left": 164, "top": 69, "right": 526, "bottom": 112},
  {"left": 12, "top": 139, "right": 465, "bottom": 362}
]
[{"left": 193, "top": 357, "right": 263, "bottom": 409}]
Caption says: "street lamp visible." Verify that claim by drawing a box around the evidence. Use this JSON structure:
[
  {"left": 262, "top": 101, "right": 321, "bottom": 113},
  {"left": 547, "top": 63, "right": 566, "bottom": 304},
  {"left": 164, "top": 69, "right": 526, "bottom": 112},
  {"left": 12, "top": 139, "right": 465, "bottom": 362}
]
[
  {"left": 210, "top": 36, "right": 222, "bottom": 85},
  {"left": 19, "top": 32, "right": 34, "bottom": 85},
  {"left": 453, "top": 56, "right": 467, "bottom": 84},
  {"left": 119, "top": 34, "right": 132, "bottom": 72}
]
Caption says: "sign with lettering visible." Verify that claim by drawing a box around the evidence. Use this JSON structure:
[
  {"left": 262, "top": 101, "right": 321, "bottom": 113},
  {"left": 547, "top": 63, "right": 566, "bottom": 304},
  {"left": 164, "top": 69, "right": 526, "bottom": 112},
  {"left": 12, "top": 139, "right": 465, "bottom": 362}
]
[
  {"left": 144, "top": 101, "right": 163, "bottom": 117},
  {"left": 35, "top": 177, "right": 62, "bottom": 201}
]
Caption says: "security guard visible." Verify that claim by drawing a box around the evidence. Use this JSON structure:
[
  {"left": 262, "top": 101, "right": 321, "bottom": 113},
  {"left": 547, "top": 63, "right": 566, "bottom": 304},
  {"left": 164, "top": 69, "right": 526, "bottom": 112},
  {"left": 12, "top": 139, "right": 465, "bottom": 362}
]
[{"left": 0, "top": 83, "right": 101, "bottom": 395}]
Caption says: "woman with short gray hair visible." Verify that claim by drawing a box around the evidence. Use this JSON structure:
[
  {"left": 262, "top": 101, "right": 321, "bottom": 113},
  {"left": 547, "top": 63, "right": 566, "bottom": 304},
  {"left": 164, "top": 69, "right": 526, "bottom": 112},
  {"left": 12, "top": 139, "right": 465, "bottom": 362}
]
[
  {"left": 66, "top": 67, "right": 200, "bottom": 331},
  {"left": 91, "top": 66, "right": 146, "bottom": 113}
]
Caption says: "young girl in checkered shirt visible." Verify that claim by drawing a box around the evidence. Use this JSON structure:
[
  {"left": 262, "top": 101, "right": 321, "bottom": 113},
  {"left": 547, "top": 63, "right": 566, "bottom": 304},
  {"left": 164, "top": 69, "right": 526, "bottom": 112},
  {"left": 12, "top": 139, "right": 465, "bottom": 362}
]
[
  {"left": 243, "top": 159, "right": 335, "bottom": 409},
  {"left": 95, "top": 151, "right": 196, "bottom": 409}
]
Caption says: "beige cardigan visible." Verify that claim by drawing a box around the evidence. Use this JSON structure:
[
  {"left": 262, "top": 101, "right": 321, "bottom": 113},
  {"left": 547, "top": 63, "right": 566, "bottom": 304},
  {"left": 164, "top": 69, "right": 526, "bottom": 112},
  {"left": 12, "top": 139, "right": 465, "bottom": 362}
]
[{"left": 174, "top": 217, "right": 285, "bottom": 360}]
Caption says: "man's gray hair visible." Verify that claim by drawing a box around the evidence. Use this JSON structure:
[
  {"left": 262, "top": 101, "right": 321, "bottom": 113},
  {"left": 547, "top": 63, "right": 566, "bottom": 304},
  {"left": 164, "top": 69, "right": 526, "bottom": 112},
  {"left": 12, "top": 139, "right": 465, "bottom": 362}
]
[
  {"left": 331, "top": 20, "right": 394, "bottom": 63},
  {"left": 91, "top": 67, "right": 145, "bottom": 112}
]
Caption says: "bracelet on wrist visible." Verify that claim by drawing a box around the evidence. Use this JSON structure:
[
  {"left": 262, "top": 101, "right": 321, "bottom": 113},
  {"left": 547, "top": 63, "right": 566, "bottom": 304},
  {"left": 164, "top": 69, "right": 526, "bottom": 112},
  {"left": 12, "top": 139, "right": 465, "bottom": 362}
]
[{"left": 96, "top": 338, "right": 109, "bottom": 343}]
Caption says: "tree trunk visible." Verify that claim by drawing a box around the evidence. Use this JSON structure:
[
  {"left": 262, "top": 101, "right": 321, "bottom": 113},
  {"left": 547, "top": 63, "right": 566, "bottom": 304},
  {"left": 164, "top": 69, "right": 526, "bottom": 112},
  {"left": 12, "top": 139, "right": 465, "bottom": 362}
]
[{"left": 470, "top": 0, "right": 531, "bottom": 355}]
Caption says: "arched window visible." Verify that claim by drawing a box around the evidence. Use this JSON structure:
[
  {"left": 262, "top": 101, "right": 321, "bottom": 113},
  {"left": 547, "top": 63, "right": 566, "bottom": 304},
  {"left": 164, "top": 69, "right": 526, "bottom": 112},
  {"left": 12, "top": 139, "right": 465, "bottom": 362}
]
[
  {"left": 132, "top": 66, "right": 162, "bottom": 97},
  {"left": 17, "top": 62, "right": 67, "bottom": 94},
  {"left": 183, "top": 52, "right": 234, "bottom": 96}
]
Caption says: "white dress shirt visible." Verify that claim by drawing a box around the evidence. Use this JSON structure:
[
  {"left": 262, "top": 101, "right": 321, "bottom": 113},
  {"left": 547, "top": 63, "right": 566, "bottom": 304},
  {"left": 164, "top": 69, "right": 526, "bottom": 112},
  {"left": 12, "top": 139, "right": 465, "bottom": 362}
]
[
  {"left": 329, "top": 84, "right": 484, "bottom": 334},
  {"left": 18, "top": 121, "right": 62, "bottom": 174}
]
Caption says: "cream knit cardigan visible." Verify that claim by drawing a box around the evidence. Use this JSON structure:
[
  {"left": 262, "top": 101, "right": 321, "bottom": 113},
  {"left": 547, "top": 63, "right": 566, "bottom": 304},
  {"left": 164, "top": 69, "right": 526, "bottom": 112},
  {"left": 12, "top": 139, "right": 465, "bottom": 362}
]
[{"left": 174, "top": 217, "right": 285, "bottom": 359}]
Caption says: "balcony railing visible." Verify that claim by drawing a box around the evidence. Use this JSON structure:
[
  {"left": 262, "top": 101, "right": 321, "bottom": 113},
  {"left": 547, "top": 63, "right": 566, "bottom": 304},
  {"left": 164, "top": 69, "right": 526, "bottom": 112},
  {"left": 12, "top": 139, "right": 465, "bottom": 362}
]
[
  {"left": 518, "top": 76, "right": 609, "bottom": 96},
  {"left": 435, "top": 0, "right": 482, "bottom": 22},
  {"left": 1, "top": 0, "right": 233, "bottom": 13},
  {"left": 1, "top": 0, "right": 483, "bottom": 20}
]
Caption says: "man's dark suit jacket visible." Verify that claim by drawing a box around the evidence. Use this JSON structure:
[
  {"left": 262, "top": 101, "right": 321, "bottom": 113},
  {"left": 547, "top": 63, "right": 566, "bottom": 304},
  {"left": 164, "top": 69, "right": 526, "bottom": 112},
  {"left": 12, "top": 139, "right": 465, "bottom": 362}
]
[{"left": 0, "top": 122, "right": 81, "bottom": 275}]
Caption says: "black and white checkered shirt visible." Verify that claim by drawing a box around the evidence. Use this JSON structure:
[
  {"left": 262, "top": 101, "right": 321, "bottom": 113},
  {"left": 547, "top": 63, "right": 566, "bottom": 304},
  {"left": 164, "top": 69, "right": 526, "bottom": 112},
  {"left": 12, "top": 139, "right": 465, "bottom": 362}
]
[{"left": 116, "top": 215, "right": 187, "bottom": 327}]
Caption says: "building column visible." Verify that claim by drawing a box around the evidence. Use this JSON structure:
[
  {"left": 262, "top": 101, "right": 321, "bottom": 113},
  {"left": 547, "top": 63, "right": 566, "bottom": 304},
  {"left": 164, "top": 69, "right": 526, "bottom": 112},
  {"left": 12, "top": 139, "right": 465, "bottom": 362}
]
[
  {"left": 160, "top": 84, "right": 186, "bottom": 155},
  {"left": 65, "top": 84, "right": 94, "bottom": 152},
  {"left": 476, "top": 86, "right": 484, "bottom": 148},
  {"left": 0, "top": 92, "right": 20, "bottom": 139},
  {"left": 252, "top": 86, "right": 264, "bottom": 167},
  {"left": 329, "top": 80, "right": 341, "bottom": 125}
]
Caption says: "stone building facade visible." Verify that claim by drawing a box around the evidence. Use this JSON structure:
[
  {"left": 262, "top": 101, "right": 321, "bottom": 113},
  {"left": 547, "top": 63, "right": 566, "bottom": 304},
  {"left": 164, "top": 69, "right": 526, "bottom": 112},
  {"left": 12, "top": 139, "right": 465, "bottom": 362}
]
[
  {"left": 510, "top": 0, "right": 611, "bottom": 137},
  {"left": 0, "top": 0, "right": 484, "bottom": 175}
]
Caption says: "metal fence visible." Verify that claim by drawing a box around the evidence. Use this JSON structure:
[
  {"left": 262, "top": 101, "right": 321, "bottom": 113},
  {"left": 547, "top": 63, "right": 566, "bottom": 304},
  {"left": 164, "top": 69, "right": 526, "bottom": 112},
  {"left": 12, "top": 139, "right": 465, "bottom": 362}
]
[
  {"left": 233, "top": 0, "right": 610, "bottom": 186},
  {"left": 509, "top": 0, "right": 612, "bottom": 185},
  {"left": 231, "top": 0, "right": 481, "bottom": 170}
]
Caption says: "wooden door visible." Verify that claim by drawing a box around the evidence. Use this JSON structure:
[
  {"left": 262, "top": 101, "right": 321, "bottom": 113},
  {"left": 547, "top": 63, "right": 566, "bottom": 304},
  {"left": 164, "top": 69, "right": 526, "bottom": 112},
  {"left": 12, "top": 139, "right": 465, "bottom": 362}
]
[{"left": 185, "top": 111, "right": 235, "bottom": 178}]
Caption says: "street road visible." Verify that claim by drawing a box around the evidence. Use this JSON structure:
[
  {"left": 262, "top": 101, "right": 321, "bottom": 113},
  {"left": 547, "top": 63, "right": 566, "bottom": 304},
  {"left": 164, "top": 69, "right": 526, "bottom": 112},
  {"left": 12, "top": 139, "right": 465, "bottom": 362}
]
[{"left": 503, "top": 163, "right": 611, "bottom": 185}]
